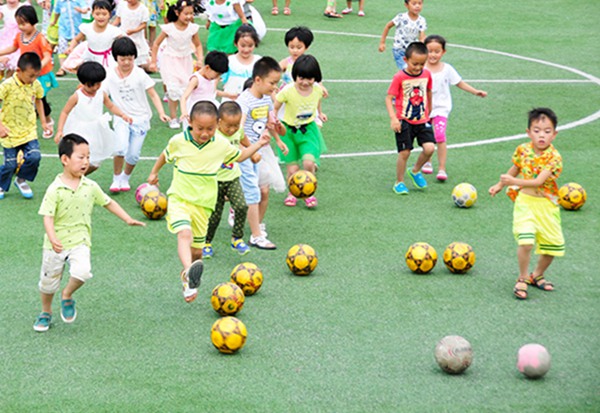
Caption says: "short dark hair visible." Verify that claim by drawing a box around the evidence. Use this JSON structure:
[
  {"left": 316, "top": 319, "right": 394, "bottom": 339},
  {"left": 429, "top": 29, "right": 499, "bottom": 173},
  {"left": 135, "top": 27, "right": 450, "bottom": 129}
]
[
  {"left": 235, "top": 24, "right": 259, "bottom": 47},
  {"left": 284, "top": 26, "right": 313, "bottom": 48},
  {"left": 424, "top": 34, "right": 446, "bottom": 50},
  {"left": 405, "top": 42, "right": 428, "bottom": 59},
  {"left": 252, "top": 56, "right": 281, "bottom": 80},
  {"left": 528, "top": 108, "right": 558, "bottom": 129},
  {"left": 205, "top": 51, "right": 229, "bottom": 74},
  {"left": 166, "top": 0, "right": 191, "bottom": 23},
  {"left": 291, "top": 54, "right": 322, "bottom": 83},
  {"left": 218, "top": 101, "right": 242, "bottom": 118},
  {"left": 91, "top": 0, "right": 112, "bottom": 12},
  {"left": 112, "top": 37, "right": 137, "bottom": 59},
  {"left": 15, "top": 5, "right": 38, "bottom": 25},
  {"left": 59, "top": 134, "right": 89, "bottom": 158},
  {"left": 242, "top": 78, "right": 253, "bottom": 90},
  {"left": 17, "top": 52, "right": 41, "bottom": 71},
  {"left": 77, "top": 61, "right": 106, "bottom": 86},
  {"left": 190, "top": 100, "right": 218, "bottom": 121}
]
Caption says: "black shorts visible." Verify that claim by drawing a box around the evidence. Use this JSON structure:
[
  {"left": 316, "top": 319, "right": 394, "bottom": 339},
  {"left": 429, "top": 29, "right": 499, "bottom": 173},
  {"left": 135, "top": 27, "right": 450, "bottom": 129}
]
[{"left": 394, "top": 120, "right": 435, "bottom": 152}]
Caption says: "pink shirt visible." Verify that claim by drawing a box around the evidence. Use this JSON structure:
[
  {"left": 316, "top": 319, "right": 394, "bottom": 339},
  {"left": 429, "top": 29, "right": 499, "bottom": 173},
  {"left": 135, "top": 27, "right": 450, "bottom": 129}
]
[{"left": 387, "top": 69, "right": 432, "bottom": 125}]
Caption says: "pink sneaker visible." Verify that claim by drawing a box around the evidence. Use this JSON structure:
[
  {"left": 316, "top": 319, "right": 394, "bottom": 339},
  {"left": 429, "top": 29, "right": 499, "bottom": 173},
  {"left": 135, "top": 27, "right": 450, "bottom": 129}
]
[
  {"left": 436, "top": 170, "right": 448, "bottom": 181},
  {"left": 422, "top": 162, "right": 433, "bottom": 174}
]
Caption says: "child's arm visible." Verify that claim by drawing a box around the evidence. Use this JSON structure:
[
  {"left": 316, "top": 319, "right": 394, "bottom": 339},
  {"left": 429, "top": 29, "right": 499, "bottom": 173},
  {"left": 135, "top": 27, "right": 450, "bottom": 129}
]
[
  {"left": 66, "top": 32, "right": 86, "bottom": 55},
  {"left": 149, "top": 31, "right": 167, "bottom": 72},
  {"left": 103, "top": 92, "right": 134, "bottom": 124},
  {"left": 237, "top": 134, "right": 272, "bottom": 162},
  {"left": 215, "top": 78, "right": 237, "bottom": 100},
  {"left": 500, "top": 169, "right": 553, "bottom": 189},
  {"left": 41, "top": 48, "right": 53, "bottom": 73},
  {"left": 0, "top": 45, "right": 19, "bottom": 57},
  {"left": 191, "top": 33, "right": 204, "bottom": 70},
  {"left": 456, "top": 81, "right": 488, "bottom": 98},
  {"left": 426, "top": 88, "right": 432, "bottom": 119},
  {"left": 50, "top": 12, "right": 60, "bottom": 26},
  {"left": 43, "top": 215, "right": 64, "bottom": 253},
  {"left": 126, "top": 21, "right": 147, "bottom": 36},
  {"left": 279, "top": 57, "right": 289, "bottom": 71},
  {"left": 179, "top": 76, "right": 199, "bottom": 122},
  {"left": 55, "top": 93, "right": 79, "bottom": 143},
  {"left": 379, "top": 21, "right": 395, "bottom": 52},
  {"left": 419, "top": 30, "right": 426, "bottom": 42},
  {"left": 385, "top": 94, "right": 401, "bottom": 132},
  {"left": 147, "top": 87, "right": 171, "bottom": 122},
  {"left": 35, "top": 98, "right": 51, "bottom": 135},
  {"left": 233, "top": 3, "right": 248, "bottom": 24},
  {"left": 148, "top": 152, "right": 167, "bottom": 185},
  {"left": 317, "top": 99, "right": 327, "bottom": 123},
  {"left": 104, "top": 200, "right": 145, "bottom": 226},
  {"left": 240, "top": 135, "right": 261, "bottom": 163},
  {"left": 112, "top": 16, "right": 122, "bottom": 26},
  {"left": 489, "top": 165, "right": 519, "bottom": 196}
]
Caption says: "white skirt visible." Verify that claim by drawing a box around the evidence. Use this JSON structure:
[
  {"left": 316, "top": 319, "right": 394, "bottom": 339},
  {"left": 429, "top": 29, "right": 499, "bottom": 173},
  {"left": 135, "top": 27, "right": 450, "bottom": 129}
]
[{"left": 64, "top": 113, "right": 116, "bottom": 166}]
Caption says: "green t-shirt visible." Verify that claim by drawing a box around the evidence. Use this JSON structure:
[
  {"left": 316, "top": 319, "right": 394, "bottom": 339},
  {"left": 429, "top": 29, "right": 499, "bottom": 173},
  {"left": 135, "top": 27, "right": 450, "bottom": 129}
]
[
  {"left": 275, "top": 83, "right": 323, "bottom": 127},
  {"left": 216, "top": 128, "right": 243, "bottom": 182}
]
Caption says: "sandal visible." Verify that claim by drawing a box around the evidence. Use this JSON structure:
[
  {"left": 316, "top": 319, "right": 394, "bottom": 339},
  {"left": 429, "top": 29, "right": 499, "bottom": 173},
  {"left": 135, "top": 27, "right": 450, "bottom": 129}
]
[
  {"left": 323, "top": 11, "right": 342, "bottom": 18},
  {"left": 284, "top": 193, "right": 297, "bottom": 207},
  {"left": 283, "top": 7, "right": 291, "bottom": 15},
  {"left": 526, "top": 273, "right": 554, "bottom": 291},
  {"left": 514, "top": 279, "right": 528, "bottom": 300},
  {"left": 305, "top": 196, "right": 317, "bottom": 208},
  {"left": 42, "top": 119, "right": 55, "bottom": 139},
  {"left": 271, "top": 6, "right": 279, "bottom": 15},
  {"left": 55, "top": 69, "right": 66, "bottom": 77}
]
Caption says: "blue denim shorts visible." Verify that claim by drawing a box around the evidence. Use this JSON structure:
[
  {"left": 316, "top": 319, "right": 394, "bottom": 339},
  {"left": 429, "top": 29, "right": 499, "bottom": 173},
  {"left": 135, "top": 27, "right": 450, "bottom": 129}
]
[{"left": 393, "top": 48, "right": 407, "bottom": 70}]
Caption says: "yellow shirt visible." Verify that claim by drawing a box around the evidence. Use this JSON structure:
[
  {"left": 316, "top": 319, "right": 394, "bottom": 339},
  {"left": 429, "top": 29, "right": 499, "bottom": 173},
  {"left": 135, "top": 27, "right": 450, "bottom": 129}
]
[
  {"left": 164, "top": 129, "right": 241, "bottom": 209},
  {"left": 276, "top": 83, "right": 323, "bottom": 127},
  {"left": 216, "top": 128, "right": 243, "bottom": 182},
  {"left": 38, "top": 175, "right": 112, "bottom": 250},
  {"left": 0, "top": 74, "right": 44, "bottom": 148},
  {"left": 511, "top": 142, "right": 562, "bottom": 205}
]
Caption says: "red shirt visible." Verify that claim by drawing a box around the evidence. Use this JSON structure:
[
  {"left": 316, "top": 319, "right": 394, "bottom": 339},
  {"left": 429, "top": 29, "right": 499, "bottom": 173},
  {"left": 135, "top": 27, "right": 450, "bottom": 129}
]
[
  {"left": 387, "top": 69, "right": 432, "bottom": 125},
  {"left": 13, "top": 31, "right": 53, "bottom": 76}
]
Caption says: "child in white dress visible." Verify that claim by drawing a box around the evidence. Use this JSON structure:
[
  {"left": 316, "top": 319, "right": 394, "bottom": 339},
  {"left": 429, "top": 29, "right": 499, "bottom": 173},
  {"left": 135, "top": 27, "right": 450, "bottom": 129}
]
[{"left": 114, "top": 0, "right": 150, "bottom": 68}]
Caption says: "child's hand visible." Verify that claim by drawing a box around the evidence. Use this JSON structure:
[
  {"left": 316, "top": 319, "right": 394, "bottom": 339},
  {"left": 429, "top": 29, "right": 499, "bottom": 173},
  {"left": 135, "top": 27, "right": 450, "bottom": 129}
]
[
  {"left": 0, "top": 57, "right": 8, "bottom": 66},
  {"left": 50, "top": 238, "right": 64, "bottom": 253},
  {"left": 250, "top": 152, "right": 261, "bottom": 163},
  {"left": 320, "top": 84, "right": 329, "bottom": 98},
  {"left": 126, "top": 218, "right": 146, "bottom": 227},
  {"left": 489, "top": 183, "right": 503, "bottom": 197},
  {"left": 500, "top": 174, "right": 516, "bottom": 186},
  {"left": 147, "top": 173, "right": 159, "bottom": 186},
  {"left": 277, "top": 140, "right": 289, "bottom": 155},
  {"left": 148, "top": 62, "right": 158, "bottom": 72},
  {"left": 122, "top": 114, "right": 133, "bottom": 124},
  {"left": 319, "top": 112, "right": 328, "bottom": 123},
  {"left": 179, "top": 113, "right": 190, "bottom": 123},
  {"left": 54, "top": 130, "right": 63, "bottom": 144},
  {"left": 42, "top": 124, "right": 53, "bottom": 137},
  {"left": 159, "top": 113, "right": 171, "bottom": 123},
  {"left": 258, "top": 133, "right": 271, "bottom": 147},
  {"left": 378, "top": 43, "right": 386, "bottom": 52},
  {"left": 476, "top": 90, "right": 488, "bottom": 98},
  {"left": 390, "top": 118, "right": 401, "bottom": 133},
  {"left": 0, "top": 123, "right": 9, "bottom": 138}
]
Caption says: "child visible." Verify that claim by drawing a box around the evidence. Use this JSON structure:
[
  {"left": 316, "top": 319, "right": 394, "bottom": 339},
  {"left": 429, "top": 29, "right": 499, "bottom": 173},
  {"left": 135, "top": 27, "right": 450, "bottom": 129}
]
[
  {"left": 0, "top": 52, "right": 51, "bottom": 199},
  {"left": 379, "top": 0, "right": 426, "bottom": 70},
  {"left": 180, "top": 50, "right": 229, "bottom": 127},
  {"left": 204, "top": 101, "right": 257, "bottom": 258},
  {"left": 66, "top": 0, "right": 123, "bottom": 69},
  {"left": 489, "top": 108, "right": 564, "bottom": 300},
  {"left": 149, "top": 0, "right": 203, "bottom": 129},
  {"left": 342, "top": 0, "right": 365, "bottom": 16},
  {"left": 55, "top": 61, "right": 133, "bottom": 175},
  {"left": 0, "top": 0, "right": 26, "bottom": 78},
  {"left": 384, "top": 42, "right": 434, "bottom": 195},
  {"left": 33, "top": 134, "right": 144, "bottom": 332},
  {"left": 0, "top": 5, "right": 58, "bottom": 138},
  {"left": 237, "top": 57, "right": 287, "bottom": 249},
  {"left": 201, "top": 0, "right": 247, "bottom": 55},
  {"left": 51, "top": 0, "right": 88, "bottom": 76},
  {"left": 103, "top": 37, "right": 170, "bottom": 192},
  {"left": 271, "top": 0, "right": 290, "bottom": 16},
  {"left": 114, "top": 0, "right": 150, "bottom": 68},
  {"left": 147, "top": 101, "right": 272, "bottom": 303},
  {"left": 279, "top": 26, "right": 313, "bottom": 87},
  {"left": 323, "top": 0, "right": 341, "bottom": 18},
  {"left": 144, "top": 0, "right": 160, "bottom": 48},
  {"left": 422, "top": 34, "right": 487, "bottom": 181},
  {"left": 221, "top": 24, "right": 261, "bottom": 101},
  {"left": 273, "top": 54, "right": 326, "bottom": 208}
]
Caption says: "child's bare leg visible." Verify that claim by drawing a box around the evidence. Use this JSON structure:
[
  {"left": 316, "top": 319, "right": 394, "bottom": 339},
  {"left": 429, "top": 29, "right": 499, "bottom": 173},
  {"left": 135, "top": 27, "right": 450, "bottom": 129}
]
[
  {"left": 517, "top": 244, "right": 533, "bottom": 280},
  {"left": 85, "top": 165, "right": 99, "bottom": 175},
  {"left": 286, "top": 163, "right": 300, "bottom": 179},
  {"left": 148, "top": 26, "right": 156, "bottom": 48},
  {"left": 40, "top": 292, "right": 54, "bottom": 314},
  {"left": 124, "top": 162, "right": 136, "bottom": 175},
  {"left": 177, "top": 229, "right": 193, "bottom": 270},
  {"left": 437, "top": 141, "right": 447, "bottom": 172},
  {"left": 191, "top": 246, "right": 203, "bottom": 261},
  {"left": 258, "top": 185, "right": 269, "bottom": 223},
  {"left": 168, "top": 99, "right": 178, "bottom": 119},
  {"left": 113, "top": 155, "right": 125, "bottom": 176},
  {"left": 412, "top": 142, "right": 435, "bottom": 173},
  {"left": 531, "top": 254, "right": 555, "bottom": 290},
  {"left": 396, "top": 150, "right": 410, "bottom": 182},
  {"left": 358, "top": 0, "right": 364, "bottom": 12},
  {"left": 302, "top": 159, "right": 316, "bottom": 174},
  {"left": 247, "top": 203, "right": 261, "bottom": 238},
  {"left": 61, "top": 277, "right": 84, "bottom": 300}
]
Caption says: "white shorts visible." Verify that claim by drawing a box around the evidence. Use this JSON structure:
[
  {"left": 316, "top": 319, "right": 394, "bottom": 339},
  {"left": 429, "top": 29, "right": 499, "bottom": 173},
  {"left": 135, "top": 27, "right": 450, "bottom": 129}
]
[{"left": 38, "top": 245, "right": 92, "bottom": 294}]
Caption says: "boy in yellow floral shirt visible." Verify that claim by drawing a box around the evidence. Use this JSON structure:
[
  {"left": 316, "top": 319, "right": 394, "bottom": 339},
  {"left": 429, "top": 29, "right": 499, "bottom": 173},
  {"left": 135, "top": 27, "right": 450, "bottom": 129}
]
[{"left": 489, "top": 108, "right": 564, "bottom": 300}]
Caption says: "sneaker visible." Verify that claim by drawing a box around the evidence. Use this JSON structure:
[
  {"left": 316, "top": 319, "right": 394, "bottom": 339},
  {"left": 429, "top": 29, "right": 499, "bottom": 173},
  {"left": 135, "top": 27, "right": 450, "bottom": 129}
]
[
  {"left": 228, "top": 207, "right": 235, "bottom": 227},
  {"left": 109, "top": 180, "right": 121, "bottom": 193},
  {"left": 180, "top": 271, "right": 198, "bottom": 303},
  {"left": 231, "top": 238, "right": 250, "bottom": 255},
  {"left": 33, "top": 312, "right": 52, "bottom": 332},
  {"left": 120, "top": 179, "right": 131, "bottom": 192},
  {"left": 60, "top": 298, "right": 77, "bottom": 323},
  {"left": 358, "top": 10, "right": 365, "bottom": 16},
  {"left": 436, "top": 170, "right": 448, "bottom": 181},
  {"left": 0, "top": 188, "right": 4, "bottom": 200},
  {"left": 14, "top": 179, "right": 33, "bottom": 199},
  {"left": 249, "top": 235, "right": 276, "bottom": 250},
  {"left": 169, "top": 119, "right": 181, "bottom": 129},
  {"left": 393, "top": 181, "right": 409, "bottom": 194},
  {"left": 408, "top": 169, "right": 428, "bottom": 189},
  {"left": 202, "top": 244, "right": 214, "bottom": 259},
  {"left": 162, "top": 94, "right": 168, "bottom": 103},
  {"left": 186, "top": 259, "right": 204, "bottom": 289},
  {"left": 259, "top": 222, "right": 268, "bottom": 237},
  {"left": 341, "top": 7, "right": 352, "bottom": 14},
  {"left": 422, "top": 162, "right": 433, "bottom": 174}
]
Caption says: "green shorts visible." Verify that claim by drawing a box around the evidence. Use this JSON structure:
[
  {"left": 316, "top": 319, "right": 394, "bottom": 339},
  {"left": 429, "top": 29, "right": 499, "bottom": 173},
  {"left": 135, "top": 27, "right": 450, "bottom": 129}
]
[
  {"left": 278, "top": 121, "right": 322, "bottom": 166},
  {"left": 166, "top": 195, "right": 211, "bottom": 249},
  {"left": 207, "top": 20, "right": 243, "bottom": 55}
]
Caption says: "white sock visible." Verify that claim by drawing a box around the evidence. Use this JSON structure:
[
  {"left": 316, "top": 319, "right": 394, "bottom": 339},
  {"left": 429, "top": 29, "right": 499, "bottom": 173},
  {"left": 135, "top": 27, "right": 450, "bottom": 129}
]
[
  {"left": 120, "top": 172, "right": 130, "bottom": 183},
  {"left": 113, "top": 174, "right": 121, "bottom": 183}
]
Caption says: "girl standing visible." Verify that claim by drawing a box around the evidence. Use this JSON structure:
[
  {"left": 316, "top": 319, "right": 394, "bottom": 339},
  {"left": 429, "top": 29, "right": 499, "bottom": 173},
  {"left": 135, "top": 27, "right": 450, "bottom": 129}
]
[
  {"left": 221, "top": 24, "right": 261, "bottom": 101},
  {"left": 114, "top": 0, "right": 150, "bottom": 68}
]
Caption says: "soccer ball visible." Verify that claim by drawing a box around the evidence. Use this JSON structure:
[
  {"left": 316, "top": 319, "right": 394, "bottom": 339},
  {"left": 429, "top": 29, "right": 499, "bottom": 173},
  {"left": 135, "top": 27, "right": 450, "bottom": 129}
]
[
  {"left": 452, "top": 183, "right": 478, "bottom": 208},
  {"left": 288, "top": 170, "right": 317, "bottom": 199},
  {"left": 286, "top": 244, "right": 318, "bottom": 276},
  {"left": 211, "top": 282, "right": 245, "bottom": 316},
  {"left": 140, "top": 190, "right": 168, "bottom": 220},
  {"left": 558, "top": 182, "right": 587, "bottom": 210},
  {"left": 230, "top": 262, "right": 264, "bottom": 296},
  {"left": 517, "top": 344, "right": 551, "bottom": 379},
  {"left": 135, "top": 183, "right": 159, "bottom": 204},
  {"left": 405, "top": 242, "right": 437, "bottom": 274},
  {"left": 434, "top": 335, "right": 473, "bottom": 374},
  {"left": 443, "top": 242, "right": 476, "bottom": 274},
  {"left": 210, "top": 316, "right": 247, "bottom": 354}
]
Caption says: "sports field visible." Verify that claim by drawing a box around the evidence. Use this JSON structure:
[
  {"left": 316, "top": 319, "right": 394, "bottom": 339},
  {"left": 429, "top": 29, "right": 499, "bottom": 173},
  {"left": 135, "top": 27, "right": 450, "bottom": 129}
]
[{"left": 1, "top": 0, "right": 599, "bottom": 411}]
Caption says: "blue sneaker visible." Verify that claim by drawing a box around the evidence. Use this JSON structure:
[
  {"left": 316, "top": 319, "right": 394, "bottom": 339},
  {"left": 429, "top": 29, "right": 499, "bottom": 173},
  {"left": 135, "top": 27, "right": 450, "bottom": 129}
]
[
  {"left": 231, "top": 238, "right": 250, "bottom": 255},
  {"left": 408, "top": 169, "right": 428, "bottom": 189},
  {"left": 60, "top": 299, "right": 77, "bottom": 323},
  {"left": 33, "top": 312, "right": 52, "bottom": 332},
  {"left": 0, "top": 188, "right": 4, "bottom": 200},
  {"left": 14, "top": 179, "right": 33, "bottom": 199},
  {"left": 202, "top": 244, "right": 214, "bottom": 259},
  {"left": 393, "top": 182, "right": 409, "bottom": 194}
]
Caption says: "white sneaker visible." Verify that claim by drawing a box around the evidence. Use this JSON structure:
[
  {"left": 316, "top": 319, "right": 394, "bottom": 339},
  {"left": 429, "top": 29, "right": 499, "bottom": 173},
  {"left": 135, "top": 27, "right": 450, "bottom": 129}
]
[
  {"left": 422, "top": 162, "right": 433, "bottom": 174},
  {"left": 259, "top": 222, "right": 268, "bottom": 237},
  {"left": 169, "top": 119, "right": 181, "bottom": 129},
  {"left": 109, "top": 180, "right": 121, "bottom": 193},
  {"left": 249, "top": 235, "right": 276, "bottom": 250},
  {"left": 180, "top": 271, "right": 198, "bottom": 303},
  {"left": 120, "top": 178, "right": 131, "bottom": 192},
  {"left": 228, "top": 207, "right": 234, "bottom": 227}
]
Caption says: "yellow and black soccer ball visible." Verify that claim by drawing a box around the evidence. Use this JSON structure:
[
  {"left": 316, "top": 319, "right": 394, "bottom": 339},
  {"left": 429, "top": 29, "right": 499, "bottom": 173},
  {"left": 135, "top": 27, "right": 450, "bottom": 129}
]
[
  {"left": 286, "top": 244, "right": 318, "bottom": 276},
  {"left": 288, "top": 170, "right": 317, "bottom": 199},
  {"left": 443, "top": 242, "right": 476, "bottom": 274},
  {"left": 210, "top": 316, "right": 247, "bottom": 354},
  {"left": 140, "top": 190, "right": 168, "bottom": 220},
  {"left": 558, "top": 182, "right": 587, "bottom": 210},
  {"left": 211, "top": 282, "right": 245, "bottom": 316},
  {"left": 405, "top": 242, "right": 438, "bottom": 274},
  {"left": 452, "top": 183, "right": 478, "bottom": 208},
  {"left": 230, "top": 262, "right": 264, "bottom": 296}
]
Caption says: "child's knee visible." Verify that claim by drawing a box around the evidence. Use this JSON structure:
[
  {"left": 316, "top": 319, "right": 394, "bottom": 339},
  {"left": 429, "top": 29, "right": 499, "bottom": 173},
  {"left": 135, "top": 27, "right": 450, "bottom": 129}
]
[
  {"left": 39, "top": 272, "right": 62, "bottom": 294},
  {"left": 422, "top": 143, "right": 435, "bottom": 155},
  {"left": 25, "top": 149, "right": 42, "bottom": 165}
]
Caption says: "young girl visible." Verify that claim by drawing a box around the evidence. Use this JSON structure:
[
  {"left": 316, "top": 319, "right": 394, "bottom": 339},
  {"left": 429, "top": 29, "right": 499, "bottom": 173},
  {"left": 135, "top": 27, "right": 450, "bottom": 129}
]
[
  {"left": 0, "top": 6, "right": 57, "bottom": 138},
  {"left": 221, "top": 24, "right": 261, "bottom": 101},
  {"left": 0, "top": 0, "right": 27, "bottom": 79},
  {"left": 273, "top": 55, "right": 326, "bottom": 209},
  {"left": 423, "top": 34, "right": 487, "bottom": 181},
  {"left": 201, "top": 0, "right": 247, "bottom": 55},
  {"left": 149, "top": 0, "right": 203, "bottom": 129},
  {"left": 55, "top": 61, "right": 132, "bottom": 174},
  {"left": 51, "top": 0, "right": 88, "bottom": 76},
  {"left": 66, "top": 0, "right": 123, "bottom": 69},
  {"left": 114, "top": 0, "right": 150, "bottom": 68}
]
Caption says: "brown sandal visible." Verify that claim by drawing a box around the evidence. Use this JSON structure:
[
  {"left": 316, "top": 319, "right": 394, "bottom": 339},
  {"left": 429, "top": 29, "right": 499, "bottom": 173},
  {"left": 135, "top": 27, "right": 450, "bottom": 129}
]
[
  {"left": 527, "top": 273, "right": 554, "bottom": 291},
  {"left": 514, "top": 279, "right": 528, "bottom": 300}
]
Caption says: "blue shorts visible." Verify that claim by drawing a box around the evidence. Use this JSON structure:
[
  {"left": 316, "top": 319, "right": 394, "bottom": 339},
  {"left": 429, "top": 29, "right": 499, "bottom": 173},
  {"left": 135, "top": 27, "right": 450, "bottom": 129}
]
[
  {"left": 238, "top": 159, "right": 260, "bottom": 204},
  {"left": 393, "top": 48, "right": 407, "bottom": 70}
]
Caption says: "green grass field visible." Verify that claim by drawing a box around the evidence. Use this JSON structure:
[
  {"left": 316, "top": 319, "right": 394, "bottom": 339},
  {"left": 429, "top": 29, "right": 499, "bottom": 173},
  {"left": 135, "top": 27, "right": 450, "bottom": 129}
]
[{"left": 1, "top": 0, "right": 599, "bottom": 411}]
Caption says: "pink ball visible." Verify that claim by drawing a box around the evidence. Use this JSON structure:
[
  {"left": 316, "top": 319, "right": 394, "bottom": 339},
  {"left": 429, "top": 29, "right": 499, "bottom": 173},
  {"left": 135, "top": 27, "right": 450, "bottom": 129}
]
[
  {"left": 135, "top": 183, "right": 158, "bottom": 204},
  {"left": 517, "top": 344, "right": 551, "bottom": 379}
]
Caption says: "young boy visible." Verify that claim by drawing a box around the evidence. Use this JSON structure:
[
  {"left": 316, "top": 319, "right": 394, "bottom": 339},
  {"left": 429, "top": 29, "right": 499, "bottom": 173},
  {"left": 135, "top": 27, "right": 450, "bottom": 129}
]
[
  {"left": 0, "top": 52, "right": 51, "bottom": 200},
  {"left": 385, "top": 42, "right": 434, "bottom": 194},
  {"left": 147, "top": 101, "right": 271, "bottom": 303},
  {"left": 237, "top": 56, "right": 287, "bottom": 250},
  {"left": 103, "top": 37, "right": 170, "bottom": 193},
  {"left": 51, "top": 0, "right": 88, "bottom": 76},
  {"left": 379, "top": 0, "right": 427, "bottom": 70},
  {"left": 489, "top": 108, "right": 564, "bottom": 300},
  {"left": 34, "top": 134, "right": 144, "bottom": 332}
]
